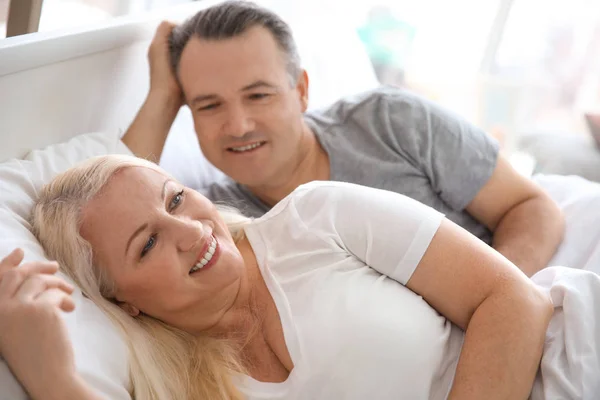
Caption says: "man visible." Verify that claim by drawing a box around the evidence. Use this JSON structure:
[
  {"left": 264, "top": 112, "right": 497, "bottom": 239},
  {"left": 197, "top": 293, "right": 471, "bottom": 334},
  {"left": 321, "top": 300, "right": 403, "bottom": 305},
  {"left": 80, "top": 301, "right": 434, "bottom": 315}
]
[{"left": 123, "top": 0, "right": 564, "bottom": 277}]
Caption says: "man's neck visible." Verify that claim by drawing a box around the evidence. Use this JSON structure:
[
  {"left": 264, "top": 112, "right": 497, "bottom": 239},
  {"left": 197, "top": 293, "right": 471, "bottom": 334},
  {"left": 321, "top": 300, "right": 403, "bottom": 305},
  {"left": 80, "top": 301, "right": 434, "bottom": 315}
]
[{"left": 247, "top": 122, "right": 329, "bottom": 207}]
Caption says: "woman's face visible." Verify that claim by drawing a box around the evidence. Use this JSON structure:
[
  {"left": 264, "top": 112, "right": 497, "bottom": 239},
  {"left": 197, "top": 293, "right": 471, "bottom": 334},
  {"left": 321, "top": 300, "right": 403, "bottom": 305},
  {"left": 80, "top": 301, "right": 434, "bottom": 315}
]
[{"left": 80, "top": 166, "right": 246, "bottom": 334}]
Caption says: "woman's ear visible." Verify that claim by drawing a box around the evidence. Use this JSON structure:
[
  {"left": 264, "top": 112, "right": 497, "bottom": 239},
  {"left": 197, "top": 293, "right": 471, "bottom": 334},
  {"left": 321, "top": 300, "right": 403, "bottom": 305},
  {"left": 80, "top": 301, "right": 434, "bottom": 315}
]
[{"left": 118, "top": 302, "right": 140, "bottom": 317}]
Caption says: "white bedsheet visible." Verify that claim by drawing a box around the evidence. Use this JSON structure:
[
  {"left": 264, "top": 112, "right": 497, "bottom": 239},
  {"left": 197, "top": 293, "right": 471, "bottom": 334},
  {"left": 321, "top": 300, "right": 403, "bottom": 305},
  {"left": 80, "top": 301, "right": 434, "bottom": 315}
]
[
  {"left": 527, "top": 174, "right": 600, "bottom": 399},
  {"left": 534, "top": 174, "right": 600, "bottom": 274},
  {"left": 531, "top": 267, "right": 600, "bottom": 399}
]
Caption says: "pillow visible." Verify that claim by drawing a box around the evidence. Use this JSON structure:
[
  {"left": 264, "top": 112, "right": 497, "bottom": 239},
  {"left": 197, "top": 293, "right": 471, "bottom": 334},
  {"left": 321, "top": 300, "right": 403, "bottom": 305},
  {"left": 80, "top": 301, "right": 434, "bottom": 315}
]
[
  {"left": 518, "top": 132, "right": 600, "bottom": 183},
  {"left": 584, "top": 112, "right": 600, "bottom": 150},
  {"left": 0, "top": 131, "right": 133, "bottom": 399},
  {"left": 533, "top": 173, "right": 600, "bottom": 274}
]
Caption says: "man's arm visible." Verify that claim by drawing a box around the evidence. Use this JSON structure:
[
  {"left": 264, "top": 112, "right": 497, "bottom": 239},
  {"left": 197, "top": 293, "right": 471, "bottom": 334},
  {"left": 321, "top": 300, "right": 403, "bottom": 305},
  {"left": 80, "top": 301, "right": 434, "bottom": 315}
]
[
  {"left": 383, "top": 91, "right": 564, "bottom": 276},
  {"left": 466, "top": 155, "right": 565, "bottom": 277},
  {"left": 121, "top": 21, "right": 184, "bottom": 162},
  {"left": 121, "top": 91, "right": 181, "bottom": 162}
]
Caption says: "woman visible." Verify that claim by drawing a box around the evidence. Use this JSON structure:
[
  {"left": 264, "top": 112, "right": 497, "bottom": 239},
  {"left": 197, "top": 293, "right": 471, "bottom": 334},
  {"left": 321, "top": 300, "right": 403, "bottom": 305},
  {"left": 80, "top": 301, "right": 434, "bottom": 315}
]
[{"left": 0, "top": 154, "right": 554, "bottom": 399}]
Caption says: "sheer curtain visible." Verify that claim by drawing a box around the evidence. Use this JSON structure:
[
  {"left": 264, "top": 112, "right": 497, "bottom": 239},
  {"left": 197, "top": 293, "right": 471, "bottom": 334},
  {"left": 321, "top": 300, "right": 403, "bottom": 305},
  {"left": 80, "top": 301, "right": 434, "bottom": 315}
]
[{"left": 0, "top": 0, "right": 197, "bottom": 38}]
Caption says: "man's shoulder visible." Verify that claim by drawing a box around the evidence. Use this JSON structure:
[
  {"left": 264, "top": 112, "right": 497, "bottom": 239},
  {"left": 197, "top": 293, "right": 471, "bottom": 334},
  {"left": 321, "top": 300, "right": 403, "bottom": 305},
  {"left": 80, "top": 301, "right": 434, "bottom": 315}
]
[
  {"left": 306, "top": 86, "right": 429, "bottom": 128},
  {"left": 199, "top": 179, "right": 269, "bottom": 218},
  {"left": 201, "top": 179, "right": 256, "bottom": 207}
]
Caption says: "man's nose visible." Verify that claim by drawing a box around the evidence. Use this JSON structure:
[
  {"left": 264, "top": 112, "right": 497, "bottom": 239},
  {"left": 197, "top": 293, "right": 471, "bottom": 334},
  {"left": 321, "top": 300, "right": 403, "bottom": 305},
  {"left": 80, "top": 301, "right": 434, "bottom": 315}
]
[{"left": 224, "top": 105, "right": 256, "bottom": 138}]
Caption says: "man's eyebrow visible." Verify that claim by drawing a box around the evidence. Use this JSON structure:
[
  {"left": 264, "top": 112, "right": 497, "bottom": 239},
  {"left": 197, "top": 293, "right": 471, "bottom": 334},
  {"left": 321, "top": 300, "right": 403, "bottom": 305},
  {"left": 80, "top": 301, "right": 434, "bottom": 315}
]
[
  {"left": 190, "top": 93, "right": 219, "bottom": 106},
  {"left": 241, "top": 80, "right": 277, "bottom": 91},
  {"left": 125, "top": 179, "right": 172, "bottom": 256}
]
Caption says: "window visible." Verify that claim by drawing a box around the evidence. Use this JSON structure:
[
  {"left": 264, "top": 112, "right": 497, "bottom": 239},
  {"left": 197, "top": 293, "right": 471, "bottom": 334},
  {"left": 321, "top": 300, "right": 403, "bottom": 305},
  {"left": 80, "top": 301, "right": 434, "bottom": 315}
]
[
  {"left": 1, "top": 0, "right": 197, "bottom": 39},
  {"left": 351, "top": 0, "right": 600, "bottom": 151},
  {"left": 0, "top": 0, "right": 8, "bottom": 38},
  {"left": 489, "top": 0, "right": 600, "bottom": 138}
]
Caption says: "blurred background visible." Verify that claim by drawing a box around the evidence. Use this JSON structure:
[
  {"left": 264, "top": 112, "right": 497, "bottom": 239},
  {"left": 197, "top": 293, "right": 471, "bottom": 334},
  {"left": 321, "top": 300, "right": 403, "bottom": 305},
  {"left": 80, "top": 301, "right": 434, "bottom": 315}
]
[{"left": 2, "top": 0, "right": 600, "bottom": 178}]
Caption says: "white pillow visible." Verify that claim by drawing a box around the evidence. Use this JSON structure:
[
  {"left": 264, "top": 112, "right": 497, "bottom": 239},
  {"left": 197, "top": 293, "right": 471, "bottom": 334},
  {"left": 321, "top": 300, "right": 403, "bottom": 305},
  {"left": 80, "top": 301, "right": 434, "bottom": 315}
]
[
  {"left": 533, "top": 174, "right": 600, "bottom": 274},
  {"left": 0, "top": 132, "right": 133, "bottom": 400}
]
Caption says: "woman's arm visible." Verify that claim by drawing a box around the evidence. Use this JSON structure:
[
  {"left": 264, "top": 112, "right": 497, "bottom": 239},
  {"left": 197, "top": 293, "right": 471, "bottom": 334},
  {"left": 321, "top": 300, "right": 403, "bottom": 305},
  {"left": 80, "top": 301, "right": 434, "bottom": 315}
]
[
  {"left": 292, "top": 182, "right": 554, "bottom": 399},
  {"left": 0, "top": 249, "right": 103, "bottom": 400},
  {"left": 49, "top": 375, "right": 106, "bottom": 400},
  {"left": 407, "top": 220, "right": 553, "bottom": 399}
]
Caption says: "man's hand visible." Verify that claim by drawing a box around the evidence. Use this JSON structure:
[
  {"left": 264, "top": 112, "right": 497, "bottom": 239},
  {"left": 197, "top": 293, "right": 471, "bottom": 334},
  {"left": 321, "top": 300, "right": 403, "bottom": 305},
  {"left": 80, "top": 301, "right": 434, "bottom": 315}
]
[
  {"left": 122, "top": 21, "right": 185, "bottom": 162},
  {"left": 148, "top": 21, "right": 184, "bottom": 104}
]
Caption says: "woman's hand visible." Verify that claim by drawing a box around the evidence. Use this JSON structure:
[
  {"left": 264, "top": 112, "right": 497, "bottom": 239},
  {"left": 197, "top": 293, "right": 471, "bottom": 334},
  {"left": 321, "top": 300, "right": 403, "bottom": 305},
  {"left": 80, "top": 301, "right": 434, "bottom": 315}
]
[
  {"left": 148, "top": 21, "right": 184, "bottom": 105},
  {"left": 0, "top": 248, "right": 79, "bottom": 400}
]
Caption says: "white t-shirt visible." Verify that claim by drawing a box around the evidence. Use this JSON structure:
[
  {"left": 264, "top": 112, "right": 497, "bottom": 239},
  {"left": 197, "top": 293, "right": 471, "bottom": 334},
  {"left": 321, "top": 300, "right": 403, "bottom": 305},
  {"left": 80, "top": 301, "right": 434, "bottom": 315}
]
[{"left": 239, "top": 181, "right": 464, "bottom": 400}]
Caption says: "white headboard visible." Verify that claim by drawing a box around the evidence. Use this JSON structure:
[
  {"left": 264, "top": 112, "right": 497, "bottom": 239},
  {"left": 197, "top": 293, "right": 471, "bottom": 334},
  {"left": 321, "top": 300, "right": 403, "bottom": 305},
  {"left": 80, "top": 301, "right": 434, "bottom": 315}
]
[
  {"left": 0, "top": 0, "right": 378, "bottom": 185},
  {"left": 0, "top": 1, "right": 215, "bottom": 163}
]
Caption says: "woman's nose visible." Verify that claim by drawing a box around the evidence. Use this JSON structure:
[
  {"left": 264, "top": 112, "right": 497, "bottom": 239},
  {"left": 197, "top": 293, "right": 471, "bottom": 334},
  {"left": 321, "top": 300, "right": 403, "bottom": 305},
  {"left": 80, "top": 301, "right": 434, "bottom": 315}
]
[{"left": 172, "top": 217, "right": 204, "bottom": 253}]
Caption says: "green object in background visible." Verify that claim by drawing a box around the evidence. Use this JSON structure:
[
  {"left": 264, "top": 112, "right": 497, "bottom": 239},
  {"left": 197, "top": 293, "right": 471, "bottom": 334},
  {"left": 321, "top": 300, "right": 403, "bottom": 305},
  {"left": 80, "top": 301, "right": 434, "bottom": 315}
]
[{"left": 357, "top": 9, "right": 416, "bottom": 70}]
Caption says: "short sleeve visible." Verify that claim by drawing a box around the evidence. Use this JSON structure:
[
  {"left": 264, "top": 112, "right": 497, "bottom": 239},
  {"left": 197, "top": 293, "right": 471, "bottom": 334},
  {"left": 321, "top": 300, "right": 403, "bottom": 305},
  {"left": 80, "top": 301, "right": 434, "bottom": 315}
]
[
  {"left": 382, "top": 88, "right": 500, "bottom": 210},
  {"left": 290, "top": 181, "right": 444, "bottom": 284}
]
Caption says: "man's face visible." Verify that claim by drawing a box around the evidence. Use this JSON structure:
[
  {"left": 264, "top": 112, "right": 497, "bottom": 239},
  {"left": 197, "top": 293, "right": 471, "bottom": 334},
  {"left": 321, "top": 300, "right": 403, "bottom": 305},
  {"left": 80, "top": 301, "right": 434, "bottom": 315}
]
[{"left": 178, "top": 26, "right": 309, "bottom": 187}]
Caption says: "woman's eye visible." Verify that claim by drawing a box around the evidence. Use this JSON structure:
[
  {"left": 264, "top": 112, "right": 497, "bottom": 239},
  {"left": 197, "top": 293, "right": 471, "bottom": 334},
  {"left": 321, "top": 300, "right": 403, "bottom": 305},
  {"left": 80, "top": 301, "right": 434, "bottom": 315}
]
[
  {"left": 141, "top": 234, "right": 156, "bottom": 258},
  {"left": 169, "top": 190, "right": 185, "bottom": 211}
]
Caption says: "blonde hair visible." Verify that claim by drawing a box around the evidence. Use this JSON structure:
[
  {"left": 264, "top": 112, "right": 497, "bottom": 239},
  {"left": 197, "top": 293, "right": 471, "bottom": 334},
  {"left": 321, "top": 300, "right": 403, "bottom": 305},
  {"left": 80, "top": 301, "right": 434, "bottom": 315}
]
[{"left": 31, "top": 154, "right": 250, "bottom": 399}]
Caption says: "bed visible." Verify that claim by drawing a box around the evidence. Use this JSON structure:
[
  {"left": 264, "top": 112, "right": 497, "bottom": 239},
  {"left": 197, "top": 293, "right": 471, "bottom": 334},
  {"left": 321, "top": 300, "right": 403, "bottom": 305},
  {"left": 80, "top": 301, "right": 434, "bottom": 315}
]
[
  {"left": 1, "top": 1, "right": 600, "bottom": 398},
  {"left": 0, "top": 1, "right": 381, "bottom": 398}
]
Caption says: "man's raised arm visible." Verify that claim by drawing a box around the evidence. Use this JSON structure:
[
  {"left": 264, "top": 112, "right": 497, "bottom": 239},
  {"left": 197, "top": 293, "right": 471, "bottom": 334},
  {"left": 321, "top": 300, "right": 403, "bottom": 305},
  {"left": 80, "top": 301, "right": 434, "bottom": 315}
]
[{"left": 122, "top": 22, "right": 184, "bottom": 162}]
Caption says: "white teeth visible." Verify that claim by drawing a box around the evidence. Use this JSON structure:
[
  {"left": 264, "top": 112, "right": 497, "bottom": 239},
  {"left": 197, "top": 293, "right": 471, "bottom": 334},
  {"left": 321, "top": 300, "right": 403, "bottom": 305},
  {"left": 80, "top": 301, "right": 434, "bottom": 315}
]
[
  {"left": 230, "top": 142, "right": 263, "bottom": 152},
  {"left": 189, "top": 236, "right": 217, "bottom": 274}
]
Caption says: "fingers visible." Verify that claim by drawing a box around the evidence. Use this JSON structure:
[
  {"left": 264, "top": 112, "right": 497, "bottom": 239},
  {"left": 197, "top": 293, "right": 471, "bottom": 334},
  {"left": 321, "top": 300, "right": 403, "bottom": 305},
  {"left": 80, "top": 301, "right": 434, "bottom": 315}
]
[
  {"left": 0, "top": 252, "right": 59, "bottom": 278},
  {"left": 0, "top": 262, "right": 60, "bottom": 300},
  {"left": 19, "top": 261, "right": 59, "bottom": 276},
  {"left": 0, "top": 248, "right": 24, "bottom": 270},
  {"left": 157, "top": 20, "right": 177, "bottom": 34},
  {"left": 17, "top": 274, "right": 74, "bottom": 303},
  {"left": 37, "top": 288, "right": 76, "bottom": 313},
  {"left": 152, "top": 20, "right": 177, "bottom": 45}
]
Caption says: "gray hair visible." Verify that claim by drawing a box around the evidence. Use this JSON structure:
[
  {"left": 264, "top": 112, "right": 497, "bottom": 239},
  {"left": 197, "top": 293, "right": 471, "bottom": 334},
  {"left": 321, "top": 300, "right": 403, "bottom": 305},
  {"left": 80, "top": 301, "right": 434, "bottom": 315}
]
[{"left": 169, "top": 0, "right": 302, "bottom": 85}]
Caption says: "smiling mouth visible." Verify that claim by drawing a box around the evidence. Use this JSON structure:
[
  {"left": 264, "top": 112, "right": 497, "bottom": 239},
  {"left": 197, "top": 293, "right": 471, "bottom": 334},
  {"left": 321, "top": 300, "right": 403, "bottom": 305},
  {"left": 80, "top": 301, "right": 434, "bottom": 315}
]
[
  {"left": 227, "top": 141, "right": 266, "bottom": 153},
  {"left": 189, "top": 235, "right": 217, "bottom": 274}
]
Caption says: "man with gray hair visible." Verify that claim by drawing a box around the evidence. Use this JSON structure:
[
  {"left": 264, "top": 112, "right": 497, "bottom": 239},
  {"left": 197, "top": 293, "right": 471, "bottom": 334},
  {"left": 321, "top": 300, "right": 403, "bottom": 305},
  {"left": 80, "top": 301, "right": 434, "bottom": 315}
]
[{"left": 123, "top": 0, "right": 564, "bottom": 277}]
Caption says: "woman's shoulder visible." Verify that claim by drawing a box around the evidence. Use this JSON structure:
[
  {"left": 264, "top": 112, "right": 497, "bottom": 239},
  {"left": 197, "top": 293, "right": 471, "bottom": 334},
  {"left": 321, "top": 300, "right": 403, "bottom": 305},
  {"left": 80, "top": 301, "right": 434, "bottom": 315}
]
[
  {"left": 291, "top": 180, "right": 385, "bottom": 204},
  {"left": 247, "top": 181, "right": 352, "bottom": 226}
]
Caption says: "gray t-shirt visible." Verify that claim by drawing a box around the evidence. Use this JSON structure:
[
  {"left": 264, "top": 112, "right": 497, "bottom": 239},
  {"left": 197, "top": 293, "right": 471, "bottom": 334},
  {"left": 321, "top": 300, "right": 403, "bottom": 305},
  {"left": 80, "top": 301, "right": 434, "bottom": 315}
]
[{"left": 201, "top": 86, "right": 499, "bottom": 244}]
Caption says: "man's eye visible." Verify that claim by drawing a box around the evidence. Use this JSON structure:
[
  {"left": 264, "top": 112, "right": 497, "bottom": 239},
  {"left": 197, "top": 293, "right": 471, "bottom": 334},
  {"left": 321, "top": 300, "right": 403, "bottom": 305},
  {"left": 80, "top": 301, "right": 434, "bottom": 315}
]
[
  {"left": 141, "top": 234, "right": 156, "bottom": 258},
  {"left": 169, "top": 190, "right": 185, "bottom": 211},
  {"left": 198, "top": 103, "right": 219, "bottom": 111},
  {"left": 249, "top": 93, "right": 269, "bottom": 100}
]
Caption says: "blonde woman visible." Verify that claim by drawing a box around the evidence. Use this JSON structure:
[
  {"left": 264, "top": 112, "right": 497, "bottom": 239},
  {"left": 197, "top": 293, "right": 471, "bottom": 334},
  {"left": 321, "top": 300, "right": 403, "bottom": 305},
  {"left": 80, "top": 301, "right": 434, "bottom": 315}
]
[{"left": 0, "top": 154, "right": 558, "bottom": 399}]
